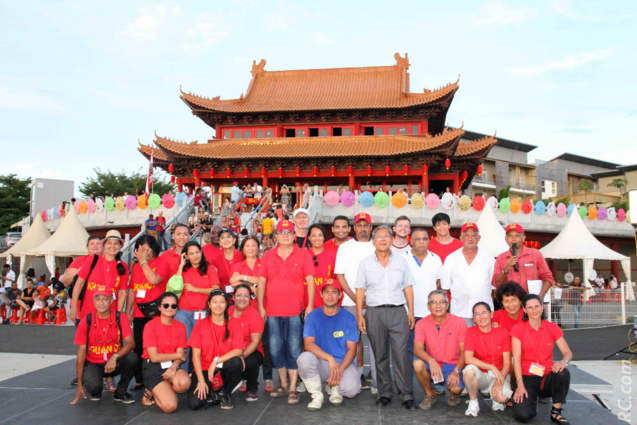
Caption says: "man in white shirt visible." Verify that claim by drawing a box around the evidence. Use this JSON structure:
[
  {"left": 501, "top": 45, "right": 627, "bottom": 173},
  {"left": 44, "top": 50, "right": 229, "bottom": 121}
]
[
  {"left": 403, "top": 228, "right": 443, "bottom": 360},
  {"left": 3, "top": 264, "right": 16, "bottom": 289},
  {"left": 335, "top": 212, "right": 377, "bottom": 393},
  {"left": 441, "top": 222, "right": 495, "bottom": 328},
  {"left": 391, "top": 215, "right": 411, "bottom": 255}
]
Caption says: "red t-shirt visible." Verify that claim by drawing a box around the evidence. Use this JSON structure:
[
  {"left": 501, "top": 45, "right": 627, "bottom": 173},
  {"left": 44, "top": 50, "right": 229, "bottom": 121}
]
[
  {"left": 70, "top": 255, "right": 90, "bottom": 270},
  {"left": 258, "top": 246, "right": 315, "bottom": 317},
  {"left": 74, "top": 312, "right": 132, "bottom": 364},
  {"left": 428, "top": 238, "right": 463, "bottom": 264},
  {"left": 232, "top": 259, "right": 262, "bottom": 309},
  {"left": 142, "top": 317, "right": 188, "bottom": 359},
  {"left": 414, "top": 314, "right": 467, "bottom": 365},
  {"left": 510, "top": 320, "right": 563, "bottom": 376},
  {"left": 129, "top": 257, "right": 172, "bottom": 318},
  {"left": 188, "top": 318, "right": 243, "bottom": 370},
  {"left": 323, "top": 238, "right": 352, "bottom": 253},
  {"left": 303, "top": 249, "right": 337, "bottom": 310},
  {"left": 229, "top": 305, "right": 264, "bottom": 356},
  {"left": 209, "top": 249, "right": 244, "bottom": 290},
  {"left": 77, "top": 255, "right": 129, "bottom": 320},
  {"left": 156, "top": 216, "right": 166, "bottom": 232},
  {"left": 492, "top": 309, "right": 523, "bottom": 333},
  {"left": 202, "top": 244, "right": 222, "bottom": 264},
  {"left": 159, "top": 248, "right": 181, "bottom": 279},
  {"left": 464, "top": 326, "right": 512, "bottom": 372},
  {"left": 179, "top": 267, "right": 220, "bottom": 311}
]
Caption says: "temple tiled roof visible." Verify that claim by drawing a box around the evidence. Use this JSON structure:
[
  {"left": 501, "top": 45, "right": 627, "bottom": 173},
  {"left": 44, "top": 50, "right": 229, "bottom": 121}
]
[
  {"left": 180, "top": 54, "right": 459, "bottom": 113},
  {"left": 455, "top": 133, "right": 497, "bottom": 157},
  {"left": 151, "top": 128, "right": 465, "bottom": 160},
  {"left": 137, "top": 142, "right": 169, "bottom": 161}
]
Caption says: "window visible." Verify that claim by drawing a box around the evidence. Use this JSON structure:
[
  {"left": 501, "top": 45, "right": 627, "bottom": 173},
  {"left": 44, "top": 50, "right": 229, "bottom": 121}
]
[
  {"left": 297, "top": 129, "right": 305, "bottom": 137},
  {"left": 399, "top": 126, "right": 408, "bottom": 135},
  {"left": 363, "top": 126, "right": 374, "bottom": 136},
  {"left": 285, "top": 129, "right": 296, "bottom": 138},
  {"left": 309, "top": 128, "right": 319, "bottom": 137},
  {"left": 266, "top": 130, "right": 274, "bottom": 138},
  {"left": 243, "top": 130, "right": 251, "bottom": 139},
  {"left": 375, "top": 127, "right": 384, "bottom": 135},
  {"left": 552, "top": 181, "right": 557, "bottom": 192},
  {"left": 256, "top": 130, "right": 264, "bottom": 138},
  {"left": 389, "top": 127, "right": 397, "bottom": 135},
  {"left": 333, "top": 127, "right": 343, "bottom": 136},
  {"left": 411, "top": 124, "right": 419, "bottom": 135},
  {"left": 320, "top": 129, "right": 328, "bottom": 136},
  {"left": 343, "top": 128, "right": 351, "bottom": 136},
  {"left": 223, "top": 130, "right": 230, "bottom": 139},
  {"left": 233, "top": 131, "right": 242, "bottom": 139}
]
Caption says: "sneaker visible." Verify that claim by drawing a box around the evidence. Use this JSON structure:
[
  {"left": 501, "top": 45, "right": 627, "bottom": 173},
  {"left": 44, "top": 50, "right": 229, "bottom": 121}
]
[
  {"left": 370, "top": 387, "right": 378, "bottom": 395},
  {"left": 492, "top": 400, "right": 506, "bottom": 411},
  {"left": 246, "top": 391, "right": 258, "bottom": 402},
  {"left": 220, "top": 393, "right": 233, "bottom": 410},
  {"left": 296, "top": 382, "right": 307, "bottom": 393},
  {"left": 465, "top": 399, "right": 480, "bottom": 417},
  {"left": 447, "top": 393, "right": 461, "bottom": 407},
  {"left": 360, "top": 374, "right": 371, "bottom": 390},
  {"left": 114, "top": 392, "right": 135, "bottom": 404},
  {"left": 71, "top": 378, "right": 78, "bottom": 386},
  {"left": 207, "top": 391, "right": 220, "bottom": 404},
  {"left": 419, "top": 394, "right": 436, "bottom": 411},
  {"left": 364, "top": 371, "right": 373, "bottom": 382},
  {"left": 88, "top": 393, "right": 102, "bottom": 401},
  {"left": 432, "top": 382, "right": 445, "bottom": 395}
]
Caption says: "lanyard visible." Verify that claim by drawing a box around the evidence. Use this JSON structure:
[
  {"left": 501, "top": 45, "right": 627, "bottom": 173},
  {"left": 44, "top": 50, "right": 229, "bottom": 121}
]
[
  {"left": 94, "top": 314, "right": 113, "bottom": 343},
  {"left": 528, "top": 322, "right": 546, "bottom": 364},
  {"left": 160, "top": 319, "right": 173, "bottom": 347},
  {"left": 208, "top": 317, "right": 224, "bottom": 357}
]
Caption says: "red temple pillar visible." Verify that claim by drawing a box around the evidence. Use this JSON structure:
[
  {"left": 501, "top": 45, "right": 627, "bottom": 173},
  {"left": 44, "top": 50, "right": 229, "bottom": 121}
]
[
  {"left": 176, "top": 178, "right": 182, "bottom": 192},
  {"left": 349, "top": 174, "right": 355, "bottom": 191},
  {"left": 324, "top": 182, "right": 328, "bottom": 193},
  {"left": 422, "top": 175, "right": 429, "bottom": 194},
  {"left": 262, "top": 175, "right": 268, "bottom": 186},
  {"left": 452, "top": 174, "right": 460, "bottom": 194},
  {"left": 610, "top": 243, "right": 620, "bottom": 278}
]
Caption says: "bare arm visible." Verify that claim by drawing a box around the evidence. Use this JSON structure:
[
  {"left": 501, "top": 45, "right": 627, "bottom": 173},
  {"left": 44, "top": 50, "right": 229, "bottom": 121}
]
[{"left": 335, "top": 274, "right": 356, "bottom": 304}]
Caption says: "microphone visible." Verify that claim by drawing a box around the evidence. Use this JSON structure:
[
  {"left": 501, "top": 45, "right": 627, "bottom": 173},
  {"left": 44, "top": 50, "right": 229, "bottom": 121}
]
[{"left": 512, "top": 244, "right": 519, "bottom": 272}]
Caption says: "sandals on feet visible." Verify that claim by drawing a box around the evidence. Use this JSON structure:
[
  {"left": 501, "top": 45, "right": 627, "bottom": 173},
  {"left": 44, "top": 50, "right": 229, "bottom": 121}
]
[
  {"left": 106, "top": 380, "right": 117, "bottom": 392},
  {"left": 270, "top": 386, "right": 288, "bottom": 398},
  {"left": 287, "top": 391, "right": 299, "bottom": 404},
  {"left": 264, "top": 380, "right": 274, "bottom": 392},
  {"left": 142, "top": 389, "right": 155, "bottom": 406},
  {"left": 551, "top": 407, "right": 570, "bottom": 425}
]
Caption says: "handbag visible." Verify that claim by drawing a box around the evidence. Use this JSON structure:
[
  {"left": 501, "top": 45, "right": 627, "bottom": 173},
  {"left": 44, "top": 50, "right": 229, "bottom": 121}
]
[
  {"left": 211, "top": 370, "right": 224, "bottom": 391},
  {"left": 137, "top": 298, "right": 161, "bottom": 319},
  {"left": 166, "top": 275, "right": 184, "bottom": 299}
]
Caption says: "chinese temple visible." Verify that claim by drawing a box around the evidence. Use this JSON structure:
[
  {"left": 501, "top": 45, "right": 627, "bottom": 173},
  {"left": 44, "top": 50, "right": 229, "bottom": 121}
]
[{"left": 139, "top": 53, "right": 497, "bottom": 196}]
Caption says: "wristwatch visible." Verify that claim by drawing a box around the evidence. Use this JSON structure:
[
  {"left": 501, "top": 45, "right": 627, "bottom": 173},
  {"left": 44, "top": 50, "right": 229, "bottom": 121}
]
[
  {"left": 252, "top": 283, "right": 258, "bottom": 288},
  {"left": 113, "top": 353, "right": 119, "bottom": 358},
  {"left": 454, "top": 368, "right": 461, "bottom": 374}
]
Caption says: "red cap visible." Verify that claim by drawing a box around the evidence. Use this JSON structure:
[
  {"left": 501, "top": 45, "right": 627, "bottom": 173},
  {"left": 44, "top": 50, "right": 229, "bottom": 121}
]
[
  {"left": 276, "top": 219, "right": 295, "bottom": 232},
  {"left": 355, "top": 212, "right": 372, "bottom": 224},
  {"left": 505, "top": 223, "right": 525, "bottom": 234},
  {"left": 232, "top": 181, "right": 238, "bottom": 185},
  {"left": 460, "top": 222, "right": 479, "bottom": 233},
  {"left": 322, "top": 278, "right": 342, "bottom": 293},
  {"left": 92, "top": 287, "right": 111, "bottom": 298}
]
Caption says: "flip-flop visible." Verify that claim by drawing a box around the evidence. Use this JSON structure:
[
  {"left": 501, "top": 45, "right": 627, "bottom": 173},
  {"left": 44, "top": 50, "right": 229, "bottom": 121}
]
[
  {"left": 106, "top": 380, "right": 117, "bottom": 392},
  {"left": 269, "top": 386, "right": 288, "bottom": 398}
]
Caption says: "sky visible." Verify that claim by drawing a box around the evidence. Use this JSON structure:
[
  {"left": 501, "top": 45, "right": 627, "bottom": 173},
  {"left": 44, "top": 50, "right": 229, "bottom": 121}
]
[{"left": 1, "top": 0, "right": 636, "bottom": 194}]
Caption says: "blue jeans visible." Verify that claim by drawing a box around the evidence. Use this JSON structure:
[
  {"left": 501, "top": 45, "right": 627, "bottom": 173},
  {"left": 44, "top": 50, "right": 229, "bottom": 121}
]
[
  {"left": 157, "top": 230, "right": 167, "bottom": 251},
  {"left": 268, "top": 315, "right": 303, "bottom": 370},
  {"left": 407, "top": 316, "right": 425, "bottom": 362},
  {"left": 174, "top": 308, "right": 205, "bottom": 372},
  {"left": 572, "top": 305, "right": 582, "bottom": 328}
]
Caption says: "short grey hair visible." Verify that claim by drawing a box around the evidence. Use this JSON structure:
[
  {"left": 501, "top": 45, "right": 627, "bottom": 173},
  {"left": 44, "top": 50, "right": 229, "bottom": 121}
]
[
  {"left": 427, "top": 289, "right": 448, "bottom": 303},
  {"left": 371, "top": 225, "right": 393, "bottom": 238}
]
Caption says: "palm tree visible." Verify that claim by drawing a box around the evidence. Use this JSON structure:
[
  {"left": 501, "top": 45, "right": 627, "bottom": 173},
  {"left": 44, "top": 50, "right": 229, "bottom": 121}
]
[
  {"left": 607, "top": 178, "right": 629, "bottom": 202},
  {"left": 577, "top": 180, "right": 594, "bottom": 205}
]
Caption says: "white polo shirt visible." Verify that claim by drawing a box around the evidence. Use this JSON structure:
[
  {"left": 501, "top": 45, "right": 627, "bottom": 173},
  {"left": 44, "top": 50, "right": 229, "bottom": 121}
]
[
  {"left": 441, "top": 247, "right": 495, "bottom": 319},
  {"left": 334, "top": 239, "right": 375, "bottom": 307},
  {"left": 3, "top": 270, "right": 15, "bottom": 288},
  {"left": 403, "top": 249, "right": 443, "bottom": 318}
]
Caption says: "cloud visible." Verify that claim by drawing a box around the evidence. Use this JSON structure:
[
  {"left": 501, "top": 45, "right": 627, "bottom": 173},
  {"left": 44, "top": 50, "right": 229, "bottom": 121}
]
[
  {"left": 313, "top": 32, "right": 334, "bottom": 46},
  {"left": 123, "top": 6, "right": 168, "bottom": 41},
  {"left": 473, "top": 3, "right": 535, "bottom": 26},
  {"left": 183, "top": 20, "right": 232, "bottom": 51},
  {"left": 0, "top": 76, "right": 68, "bottom": 115},
  {"left": 505, "top": 50, "right": 610, "bottom": 77}
]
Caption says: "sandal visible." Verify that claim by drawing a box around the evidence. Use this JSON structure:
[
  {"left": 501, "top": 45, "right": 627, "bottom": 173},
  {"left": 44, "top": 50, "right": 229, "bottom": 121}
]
[
  {"left": 142, "top": 389, "right": 155, "bottom": 406},
  {"left": 264, "top": 380, "right": 274, "bottom": 392},
  {"left": 287, "top": 391, "right": 299, "bottom": 405},
  {"left": 269, "top": 386, "right": 288, "bottom": 398},
  {"left": 550, "top": 407, "right": 570, "bottom": 425},
  {"left": 106, "top": 380, "right": 117, "bottom": 392}
]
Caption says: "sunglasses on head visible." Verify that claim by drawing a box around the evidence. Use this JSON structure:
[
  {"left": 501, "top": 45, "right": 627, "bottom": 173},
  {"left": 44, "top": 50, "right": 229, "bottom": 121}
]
[{"left": 162, "top": 303, "right": 178, "bottom": 309}]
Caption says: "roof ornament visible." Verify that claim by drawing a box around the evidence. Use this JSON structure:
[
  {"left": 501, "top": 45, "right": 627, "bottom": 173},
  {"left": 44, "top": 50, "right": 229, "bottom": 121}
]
[
  {"left": 394, "top": 53, "right": 410, "bottom": 70},
  {"left": 251, "top": 59, "right": 266, "bottom": 76}
]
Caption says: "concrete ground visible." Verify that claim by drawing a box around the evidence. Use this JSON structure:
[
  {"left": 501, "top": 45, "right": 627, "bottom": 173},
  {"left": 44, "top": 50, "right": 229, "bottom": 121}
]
[{"left": 0, "top": 323, "right": 633, "bottom": 425}]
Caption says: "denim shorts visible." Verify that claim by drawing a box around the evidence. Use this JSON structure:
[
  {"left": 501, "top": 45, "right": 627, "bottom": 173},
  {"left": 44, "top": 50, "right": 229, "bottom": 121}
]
[
  {"left": 267, "top": 315, "right": 303, "bottom": 370},
  {"left": 424, "top": 361, "right": 465, "bottom": 389}
]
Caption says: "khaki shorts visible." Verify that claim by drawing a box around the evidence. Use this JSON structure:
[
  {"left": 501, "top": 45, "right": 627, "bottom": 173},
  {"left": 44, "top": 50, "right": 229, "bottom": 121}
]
[{"left": 463, "top": 364, "right": 513, "bottom": 398}]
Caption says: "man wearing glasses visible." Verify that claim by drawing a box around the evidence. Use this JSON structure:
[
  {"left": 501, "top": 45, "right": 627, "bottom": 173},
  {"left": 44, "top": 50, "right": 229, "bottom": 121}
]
[
  {"left": 413, "top": 290, "right": 467, "bottom": 411},
  {"left": 441, "top": 222, "right": 495, "bottom": 328},
  {"left": 354, "top": 225, "right": 416, "bottom": 410}
]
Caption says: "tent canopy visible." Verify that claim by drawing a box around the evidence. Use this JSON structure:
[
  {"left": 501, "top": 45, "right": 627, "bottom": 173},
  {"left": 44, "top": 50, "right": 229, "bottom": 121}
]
[
  {"left": 0, "top": 214, "right": 51, "bottom": 258},
  {"left": 477, "top": 204, "right": 509, "bottom": 257}
]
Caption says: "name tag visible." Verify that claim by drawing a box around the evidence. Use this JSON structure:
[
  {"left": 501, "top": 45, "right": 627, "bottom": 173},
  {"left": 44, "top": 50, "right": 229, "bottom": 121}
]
[
  {"left": 136, "top": 289, "right": 146, "bottom": 298},
  {"left": 333, "top": 331, "right": 344, "bottom": 338},
  {"left": 225, "top": 285, "right": 234, "bottom": 293},
  {"left": 104, "top": 352, "right": 108, "bottom": 361},
  {"left": 524, "top": 263, "right": 534, "bottom": 267},
  {"left": 161, "top": 361, "right": 172, "bottom": 369},
  {"left": 529, "top": 363, "right": 545, "bottom": 376},
  {"left": 194, "top": 311, "right": 208, "bottom": 320}
]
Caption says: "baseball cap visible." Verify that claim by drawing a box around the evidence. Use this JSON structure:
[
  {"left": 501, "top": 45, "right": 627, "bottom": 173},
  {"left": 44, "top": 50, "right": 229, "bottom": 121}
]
[
  {"left": 276, "top": 220, "right": 295, "bottom": 232},
  {"left": 322, "top": 278, "right": 342, "bottom": 293},
  {"left": 505, "top": 223, "right": 525, "bottom": 234},
  {"left": 355, "top": 212, "right": 372, "bottom": 224},
  {"left": 233, "top": 181, "right": 238, "bottom": 185},
  {"left": 204, "top": 211, "right": 209, "bottom": 216},
  {"left": 93, "top": 288, "right": 112, "bottom": 298},
  {"left": 293, "top": 208, "right": 309, "bottom": 218},
  {"left": 460, "top": 222, "right": 479, "bottom": 233}
]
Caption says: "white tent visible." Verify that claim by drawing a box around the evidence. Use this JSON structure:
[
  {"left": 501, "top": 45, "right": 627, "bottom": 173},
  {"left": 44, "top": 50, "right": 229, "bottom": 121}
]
[
  {"left": 477, "top": 204, "right": 509, "bottom": 257},
  {"left": 1, "top": 215, "right": 52, "bottom": 287},
  {"left": 22, "top": 208, "right": 89, "bottom": 287},
  {"left": 540, "top": 210, "right": 634, "bottom": 301}
]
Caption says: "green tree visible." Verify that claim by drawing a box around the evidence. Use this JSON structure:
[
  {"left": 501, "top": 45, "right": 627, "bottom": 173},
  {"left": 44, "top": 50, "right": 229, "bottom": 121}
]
[
  {"left": 607, "top": 178, "right": 629, "bottom": 202},
  {"left": 0, "top": 174, "right": 31, "bottom": 235},
  {"left": 79, "top": 168, "right": 174, "bottom": 198},
  {"left": 497, "top": 185, "right": 511, "bottom": 201},
  {"left": 577, "top": 180, "right": 594, "bottom": 205}
]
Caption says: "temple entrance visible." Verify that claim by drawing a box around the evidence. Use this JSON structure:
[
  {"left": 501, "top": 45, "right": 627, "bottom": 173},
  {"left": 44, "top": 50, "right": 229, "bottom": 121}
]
[{"left": 428, "top": 179, "right": 454, "bottom": 197}]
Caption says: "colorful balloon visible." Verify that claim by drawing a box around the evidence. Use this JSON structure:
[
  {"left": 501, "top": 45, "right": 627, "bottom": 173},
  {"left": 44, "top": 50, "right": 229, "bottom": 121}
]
[
  {"left": 96, "top": 198, "right": 104, "bottom": 211},
  {"left": 341, "top": 191, "right": 355, "bottom": 207},
  {"left": 42, "top": 210, "right": 47, "bottom": 221},
  {"left": 597, "top": 206, "right": 607, "bottom": 220},
  {"left": 374, "top": 192, "right": 389, "bottom": 208},
  {"left": 578, "top": 205, "right": 587, "bottom": 219},
  {"left": 535, "top": 200, "right": 546, "bottom": 215},
  {"left": 392, "top": 192, "right": 407, "bottom": 208},
  {"left": 115, "top": 196, "right": 126, "bottom": 211},
  {"left": 487, "top": 196, "right": 499, "bottom": 210},
  {"left": 425, "top": 193, "right": 440, "bottom": 209},
  {"left": 618, "top": 208, "right": 626, "bottom": 221},
  {"left": 148, "top": 194, "right": 161, "bottom": 209},
  {"left": 546, "top": 202, "right": 556, "bottom": 217},
  {"left": 125, "top": 195, "right": 137, "bottom": 210},
  {"left": 607, "top": 207, "right": 617, "bottom": 221},
  {"left": 472, "top": 196, "right": 485, "bottom": 211},
  {"left": 410, "top": 193, "right": 425, "bottom": 209},
  {"left": 556, "top": 203, "right": 567, "bottom": 217},
  {"left": 587, "top": 206, "right": 597, "bottom": 220},
  {"left": 359, "top": 191, "right": 374, "bottom": 208},
  {"left": 510, "top": 198, "right": 521, "bottom": 213},
  {"left": 137, "top": 195, "right": 148, "bottom": 209},
  {"left": 175, "top": 192, "right": 188, "bottom": 207},
  {"left": 161, "top": 194, "right": 175, "bottom": 209},
  {"left": 458, "top": 195, "right": 472, "bottom": 211},
  {"left": 324, "top": 191, "right": 339, "bottom": 207},
  {"left": 104, "top": 197, "right": 115, "bottom": 211},
  {"left": 79, "top": 200, "right": 88, "bottom": 214},
  {"left": 567, "top": 204, "right": 575, "bottom": 216},
  {"left": 499, "top": 198, "right": 510, "bottom": 213},
  {"left": 74, "top": 200, "right": 80, "bottom": 213},
  {"left": 522, "top": 200, "right": 533, "bottom": 214},
  {"left": 441, "top": 193, "right": 455, "bottom": 210},
  {"left": 87, "top": 199, "right": 96, "bottom": 213}
]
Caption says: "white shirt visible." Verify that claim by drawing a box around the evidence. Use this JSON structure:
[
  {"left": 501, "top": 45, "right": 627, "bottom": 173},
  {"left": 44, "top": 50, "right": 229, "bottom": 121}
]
[
  {"left": 403, "top": 249, "right": 443, "bottom": 317},
  {"left": 203, "top": 186, "right": 212, "bottom": 199},
  {"left": 334, "top": 239, "right": 375, "bottom": 306},
  {"left": 3, "top": 270, "right": 15, "bottom": 288},
  {"left": 390, "top": 243, "right": 411, "bottom": 255},
  {"left": 441, "top": 247, "right": 495, "bottom": 319},
  {"left": 610, "top": 277, "right": 618, "bottom": 289},
  {"left": 254, "top": 185, "right": 263, "bottom": 199}
]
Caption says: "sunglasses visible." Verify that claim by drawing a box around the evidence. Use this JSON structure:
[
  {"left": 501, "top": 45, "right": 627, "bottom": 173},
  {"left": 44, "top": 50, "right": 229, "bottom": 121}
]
[
  {"left": 312, "top": 255, "right": 318, "bottom": 267},
  {"left": 162, "top": 303, "right": 178, "bottom": 309}
]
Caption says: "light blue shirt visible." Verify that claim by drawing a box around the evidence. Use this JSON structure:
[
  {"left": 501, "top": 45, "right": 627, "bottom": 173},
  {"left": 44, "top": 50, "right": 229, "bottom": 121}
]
[{"left": 354, "top": 252, "right": 414, "bottom": 307}]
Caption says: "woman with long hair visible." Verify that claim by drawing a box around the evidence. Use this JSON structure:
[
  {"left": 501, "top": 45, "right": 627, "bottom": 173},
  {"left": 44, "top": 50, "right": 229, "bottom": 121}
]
[
  {"left": 142, "top": 292, "right": 191, "bottom": 412},
  {"left": 174, "top": 241, "right": 220, "bottom": 371},
  {"left": 511, "top": 294, "right": 573, "bottom": 424},
  {"left": 305, "top": 224, "right": 337, "bottom": 310},
  {"left": 229, "top": 284, "right": 265, "bottom": 401},
  {"left": 187, "top": 289, "right": 244, "bottom": 410},
  {"left": 209, "top": 228, "right": 244, "bottom": 293}
]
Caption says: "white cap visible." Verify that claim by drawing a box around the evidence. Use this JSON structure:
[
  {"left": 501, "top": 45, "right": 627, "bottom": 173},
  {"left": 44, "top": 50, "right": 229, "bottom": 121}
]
[{"left": 293, "top": 208, "right": 309, "bottom": 218}]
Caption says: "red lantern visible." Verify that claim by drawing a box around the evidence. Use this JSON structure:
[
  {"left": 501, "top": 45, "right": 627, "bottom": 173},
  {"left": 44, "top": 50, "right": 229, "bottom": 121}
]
[
  {"left": 385, "top": 165, "right": 391, "bottom": 176},
  {"left": 261, "top": 167, "right": 266, "bottom": 178},
  {"left": 423, "top": 164, "right": 428, "bottom": 175},
  {"left": 348, "top": 165, "right": 353, "bottom": 177},
  {"left": 535, "top": 241, "right": 541, "bottom": 249},
  {"left": 313, "top": 166, "right": 318, "bottom": 177},
  {"left": 278, "top": 168, "right": 283, "bottom": 178},
  {"left": 461, "top": 170, "right": 468, "bottom": 181},
  {"left": 404, "top": 165, "right": 409, "bottom": 175},
  {"left": 445, "top": 159, "right": 451, "bottom": 170},
  {"left": 170, "top": 175, "right": 176, "bottom": 183},
  {"left": 367, "top": 166, "right": 372, "bottom": 176},
  {"left": 244, "top": 167, "right": 249, "bottom": 177},
  {"left": 296, "top": 166, "right": 300, "bottom": 177},
  {"left": 193, "top": 169, "right": 199, "bottom": 178},
  {"left": 226, "top": 168, "right": 231, "bottom": 178},
  {"left": 330, "top": 166, "right": 336, "bottom": 177},
  {"left": 477, "top": 164, "right": 483, "bottom": 176},
  {"left": 210, "top": 168, "right": 215, "bottom": 179},
  {"left": 168, "top": 163, "right": 174, "bottom": 174}
]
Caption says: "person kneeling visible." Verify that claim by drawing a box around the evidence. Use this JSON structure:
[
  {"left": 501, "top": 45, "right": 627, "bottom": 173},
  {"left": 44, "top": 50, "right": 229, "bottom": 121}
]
[
  {"left": 188, "top": 289, "right": 244, "bottom": 410},
  {"left": 142, "top": 292, "right": 191, "bottom": 412},
  {"left": 413, "top": 290, "right": 467, "bottom": 411},
  {"left": 463, "top": 302, "right": 513, "bottom": 417},
  {"left": 71, "top": 290, "right": 138, "bottom": 405},
  {"left": 297, "top": 279, "right": 361, "bottom": 411}
]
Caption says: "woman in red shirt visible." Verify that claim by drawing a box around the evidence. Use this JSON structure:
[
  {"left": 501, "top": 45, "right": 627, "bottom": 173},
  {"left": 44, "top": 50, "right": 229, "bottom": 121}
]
[
  {"left": 229, "top": 284, "right": 264, "bottom": 401},
  {"left": 511, "top": 294, "right": 573, "bottom": 424},
  {"left": 209, "top": 228, "right": 244, "bottom": 292},
  {"left": 187, "top": 289, "right": 244, "bottom": 410},
  {"left": 142, "top": 292, "right": 191, "bottom": 412},
  {"left": 174, "top": 241, "right": 221, "bottom": 372},
  {"left": 305, "top": 224, "right": 337, "bottom": 310},
  {"left": 493, "top": 281, "right": 526, "bottom": 333}
]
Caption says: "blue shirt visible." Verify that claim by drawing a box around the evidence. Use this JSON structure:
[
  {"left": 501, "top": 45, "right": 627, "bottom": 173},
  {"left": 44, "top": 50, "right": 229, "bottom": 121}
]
[{"left": 303, "top": 307, "right": 359, "bottom": 363}]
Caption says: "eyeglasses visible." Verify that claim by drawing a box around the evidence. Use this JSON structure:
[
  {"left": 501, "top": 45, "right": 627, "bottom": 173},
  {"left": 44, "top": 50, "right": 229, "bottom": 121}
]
[
  {"left": 461, "top": 234, "right": 479, "bottom": 240},
  {"left": 428, "top": 300, "right": 449, "bottom": 306},
  {"left": 279, "top": 231, "right": 294, "bottom": 235},
  {"left": 312, "top": 255, "right": 318, "bottom": 266},
  {"left": 162, "top": 303, "right": 178, "bottom": 309}
]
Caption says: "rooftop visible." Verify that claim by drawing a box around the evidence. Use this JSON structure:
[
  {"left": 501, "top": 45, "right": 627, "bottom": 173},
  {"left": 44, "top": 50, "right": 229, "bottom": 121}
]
[
  {"left": 550, "top": 153, "right": 621, "bottom": 170},
  {"left": 462, "top": 130, "right": 537, "bottom": 153}
]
